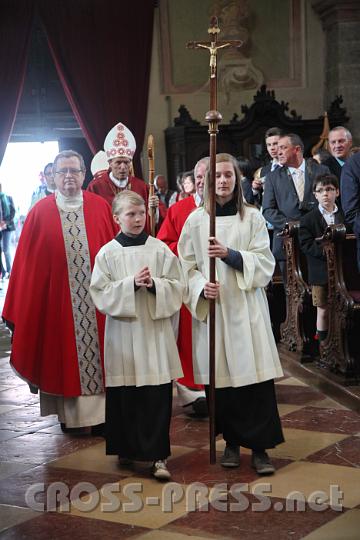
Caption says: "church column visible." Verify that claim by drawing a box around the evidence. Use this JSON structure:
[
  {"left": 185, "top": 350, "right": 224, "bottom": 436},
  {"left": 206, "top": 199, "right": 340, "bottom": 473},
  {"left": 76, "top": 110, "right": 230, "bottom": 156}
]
[{"left": 312, "top": 0, "right": 360, "bottom": 141}]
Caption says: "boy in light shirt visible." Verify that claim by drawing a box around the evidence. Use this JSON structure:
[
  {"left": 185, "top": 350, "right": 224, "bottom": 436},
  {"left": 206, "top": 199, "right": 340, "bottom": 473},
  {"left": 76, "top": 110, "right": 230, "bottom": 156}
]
[{"left": 299, "top": 174, "right": 344, "bottom": 341}]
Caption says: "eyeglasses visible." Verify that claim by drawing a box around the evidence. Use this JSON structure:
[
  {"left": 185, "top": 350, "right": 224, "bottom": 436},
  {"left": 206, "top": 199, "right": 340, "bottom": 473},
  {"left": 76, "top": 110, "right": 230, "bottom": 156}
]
[
  {"left": 55, "top": 168, "right": 83, "bottom": 177},
  {"left": 314, "top": 187, "right": 337, "bottom": 194}
]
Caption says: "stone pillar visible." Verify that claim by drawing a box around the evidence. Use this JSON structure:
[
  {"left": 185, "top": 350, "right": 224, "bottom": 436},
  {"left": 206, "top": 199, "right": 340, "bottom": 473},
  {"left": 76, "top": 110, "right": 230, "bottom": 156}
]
[{"left": 312, "top": 0, "right": 360, "bottom": 142}]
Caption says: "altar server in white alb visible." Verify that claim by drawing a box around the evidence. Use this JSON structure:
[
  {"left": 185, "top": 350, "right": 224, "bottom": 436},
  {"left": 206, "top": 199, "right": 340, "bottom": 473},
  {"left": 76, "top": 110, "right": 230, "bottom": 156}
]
[
  {"left": 90, "top": 190, "right": 184, "bottom": 481},
  {"left": 178, "top": 153, "right": 284, "bottom": 475}
]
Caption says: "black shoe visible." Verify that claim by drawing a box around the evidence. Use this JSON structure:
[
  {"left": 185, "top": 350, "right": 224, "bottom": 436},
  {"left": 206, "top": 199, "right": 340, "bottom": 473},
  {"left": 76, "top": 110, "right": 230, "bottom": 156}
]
[
  {"left": 60, "top": 423, "right": 89, "bottom": 435},
  {"left": 91, "top": 423, "right": 105, "bottom": 437},
  {"left": 191, "top": 397, "right": 208, "bottom": 417},
  {"left": 220, "top": 444, "right": 240, "bottom": 468},
  {"left": 251, "top": 451, "right": 275, "bottom": 475}
]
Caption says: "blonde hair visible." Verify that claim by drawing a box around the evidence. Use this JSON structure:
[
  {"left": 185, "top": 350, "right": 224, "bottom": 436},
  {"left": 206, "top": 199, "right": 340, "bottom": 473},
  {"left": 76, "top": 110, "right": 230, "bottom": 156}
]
[
  {"left": 112, "top": 190, "right": 145, "bottom": 215},
  {"left": 203, "top": 153, "right": 249, "bottom": 219}
]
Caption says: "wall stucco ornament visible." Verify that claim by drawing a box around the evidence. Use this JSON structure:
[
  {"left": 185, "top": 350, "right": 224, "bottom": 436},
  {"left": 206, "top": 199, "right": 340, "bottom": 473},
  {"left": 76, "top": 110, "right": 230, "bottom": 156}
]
[{"left": 210, "top": 0, "right": 264, "bottom": 102}]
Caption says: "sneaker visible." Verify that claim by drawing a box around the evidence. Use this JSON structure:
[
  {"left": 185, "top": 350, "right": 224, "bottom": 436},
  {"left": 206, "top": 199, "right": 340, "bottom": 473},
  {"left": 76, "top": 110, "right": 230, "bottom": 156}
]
[
  {"left": 220, "top": 444, "right": 240, "bottom": 468},
  {"left": 251, "top": 451, "right": 275, "bottom": 475},
  {"left": 151, "top": 460, "right": 171, "bottom": 481}
]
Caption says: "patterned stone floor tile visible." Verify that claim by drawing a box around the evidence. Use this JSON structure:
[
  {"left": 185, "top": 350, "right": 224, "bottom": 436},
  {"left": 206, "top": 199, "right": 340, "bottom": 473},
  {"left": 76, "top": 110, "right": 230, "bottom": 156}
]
[
  {"left": 50, "top": 442, "right": 194, "bottom": 476},
  {"left": 249, "top": 461, "right": 360, "bottom": 509},
  {"left": 0, "top": 387, "right": 38, "bottom": 406},
  {"left": 204, "top": 429, "right": 348, "bottom": 461},
  {"left": 49, "top": 441, "right": 125, "bottom": 475},
  {"left": 281, "top": 406, "right": 360, "bottom": 434},
  {"left": 136, "top": 531, "right": 216, "bottom": 540},
  {"left": 301, "top": 508, "right": 360, "bottom": 540},
  {"left": 0, "top": 405, "right": 58, "bottom": 433},
  {"left": 275, "top": 385, "right": 324, "bottom": 405},
  {"left": 0, "top": 432, "right": 103, "bottom": 465},
  {"left": 0, "top": 430, "right": 26, "bottom": 442},
  {"left": 163, "top": 492, "right": 343, "bottom": 540},
  {"left": 0, "top": 461, "right": 36, "bottom": 481},
  {"left": 37, "top": 423, "right": 68, "bottom": 435},
  {"left": 276, "top": 377, "right": 309, "bottom": 387},
  {"left": 169, "top": 448, "right": 290, "bottom": 486},
  {"left": 170, "top": 416, "right": 210, "bottom": 448},
  {"left": 277, "top": 404, "right": 305, "bottom": 417},
  {"left": 305, "top": 436, "right": 360, "bottom": 468},
  {"left": 66, "top": 476, "right": 189, "bottom": 529},
  {"left": 306, "top": 397, "right": 348, "bottom": 410},
  {"left": 0, "top": 512, "right": 148, "bottom": 539},
  {"left": 0, "top": 404, "right": 23, "bottom": 415},
  {"left": 269, "top": 428, "right": 348, "bottom": 461},
  {"left": 202, "top": 428, "right": 348, "bottom": 462},
  {"left": 0, "top": 373, "right": 22, "bottom": 388},
  {"left": 0, "top": 504, "right": 38, "bottom": 533},
  {"left": 0, "top": 464, "right": 131, "bottom": 508}
]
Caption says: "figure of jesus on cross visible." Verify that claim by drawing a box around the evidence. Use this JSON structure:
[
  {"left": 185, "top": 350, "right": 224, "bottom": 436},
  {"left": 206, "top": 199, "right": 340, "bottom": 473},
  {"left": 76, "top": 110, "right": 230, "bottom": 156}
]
[{"left": 187, "top": 17, "right": 242, "bottom": 80}]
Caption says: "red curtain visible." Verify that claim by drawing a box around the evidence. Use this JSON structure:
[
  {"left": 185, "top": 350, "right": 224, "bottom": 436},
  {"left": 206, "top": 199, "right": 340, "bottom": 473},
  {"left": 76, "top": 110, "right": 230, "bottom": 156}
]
[
  {"left": 0, "top": 0, "right": 35, "bottom": 165},
  {"left": 38, "top": 0, "right": 155, "bottom": 176}
]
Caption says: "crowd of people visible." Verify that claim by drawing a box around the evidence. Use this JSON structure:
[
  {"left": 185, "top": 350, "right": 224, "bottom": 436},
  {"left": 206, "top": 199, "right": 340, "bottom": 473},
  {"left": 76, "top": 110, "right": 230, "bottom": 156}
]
[{"left": 3, "top": 120, "right": 360, "bottom": 482}]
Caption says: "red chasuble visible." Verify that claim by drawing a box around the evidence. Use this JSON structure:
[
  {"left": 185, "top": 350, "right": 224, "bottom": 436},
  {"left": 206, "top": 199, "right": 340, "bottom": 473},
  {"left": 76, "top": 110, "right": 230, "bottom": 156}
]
[
  {"left": 87, "top": 171, "right": 167, "bottom": 232},
  {"left": 157, "top": 196, "right": 203, "bottom": 389},
  {"left": 2, "top": 192, "right": 118, "bottom": 397}
]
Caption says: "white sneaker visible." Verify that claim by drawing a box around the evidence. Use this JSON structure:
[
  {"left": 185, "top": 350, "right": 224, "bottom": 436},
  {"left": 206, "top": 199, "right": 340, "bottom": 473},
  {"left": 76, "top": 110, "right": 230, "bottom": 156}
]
[{"left": 151, "top": 460, "right": 171, "bottom": 481}]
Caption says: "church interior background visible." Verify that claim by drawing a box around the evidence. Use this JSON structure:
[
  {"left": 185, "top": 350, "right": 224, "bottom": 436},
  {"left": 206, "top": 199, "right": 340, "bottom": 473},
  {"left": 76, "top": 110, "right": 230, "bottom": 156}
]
[{"left": 0, "top": 0, "right": 360, "bottom": 538}]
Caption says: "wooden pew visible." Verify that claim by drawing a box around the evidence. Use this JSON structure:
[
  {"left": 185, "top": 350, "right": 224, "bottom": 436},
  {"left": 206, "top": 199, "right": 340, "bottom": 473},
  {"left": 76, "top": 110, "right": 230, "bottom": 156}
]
[
  {"left": 266, "top": 229, "right": 286, "bottom": 343},
  {"left": 319, "top": 225, "right": 360, "bottom": 384},
  {"left": 279, "top": 221, "right": 318, "bottom": 360}
]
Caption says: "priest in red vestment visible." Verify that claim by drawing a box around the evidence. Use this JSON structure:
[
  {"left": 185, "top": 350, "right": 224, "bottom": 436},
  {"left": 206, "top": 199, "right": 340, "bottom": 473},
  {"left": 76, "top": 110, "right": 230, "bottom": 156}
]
[
  {"left": 157, "top": 157, "right": 209, "bottom": 416},
  {"left": 87, "top": 122, "right": 166, "bottom": 231},
  {"left": 2, "top": 150, "right": 118, "bottom": 432}
]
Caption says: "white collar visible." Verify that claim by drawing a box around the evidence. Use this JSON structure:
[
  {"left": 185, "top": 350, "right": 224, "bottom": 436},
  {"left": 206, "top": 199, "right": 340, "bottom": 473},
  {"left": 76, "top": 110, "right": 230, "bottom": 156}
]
[
  {"left": 288, "top": 159, "right": 306, "bottom": 175},
  {"left": 271, "top": 159, "right": 281, "bottom": 171},
  {"left": 109, "top": 172, "right": 128, "bottom": 189},
  {"left": 194, "top": 192, "right": 202, "bottom": 207},
  {"left": 55, "top": 190, "right": 83, "bottom": 211},
  {"left": 319, "top": 203, "right": 338, "bottom": 216}
]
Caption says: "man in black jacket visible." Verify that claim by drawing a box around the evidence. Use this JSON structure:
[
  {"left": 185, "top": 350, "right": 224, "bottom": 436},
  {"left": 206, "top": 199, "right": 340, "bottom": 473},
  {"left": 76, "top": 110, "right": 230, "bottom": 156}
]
[
  {"left": 341, "top": 152, "right": 360, "bottom": 270},
  {"left": 262, "top": 133, "right": 329, "bottom": 279},
  {"left": 252, "top": 127, "right": 283, "bottom": 206},
  {"left": 154, "top": 175, "right": 175, "bottom": 208}
]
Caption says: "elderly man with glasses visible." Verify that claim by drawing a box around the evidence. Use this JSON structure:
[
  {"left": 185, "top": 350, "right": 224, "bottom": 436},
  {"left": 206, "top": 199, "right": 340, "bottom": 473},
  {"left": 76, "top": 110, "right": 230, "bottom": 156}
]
[{"left": 3, "top": 150, "right": 118, "bottom": 434}]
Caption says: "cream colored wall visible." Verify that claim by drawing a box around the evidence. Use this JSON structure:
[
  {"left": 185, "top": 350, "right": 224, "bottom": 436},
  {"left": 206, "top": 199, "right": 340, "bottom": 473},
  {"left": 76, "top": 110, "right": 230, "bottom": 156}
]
[{"left": 142, "top": 0, "right": 325, "bottom": 181}]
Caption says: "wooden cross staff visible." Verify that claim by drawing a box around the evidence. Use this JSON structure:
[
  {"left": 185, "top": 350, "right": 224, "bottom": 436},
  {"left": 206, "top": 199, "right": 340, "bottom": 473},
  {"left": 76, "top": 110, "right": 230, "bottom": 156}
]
[
  {"left": 147, "top": 134, "right": 156, "bottom": 237},
  {"left": 187, "top": 17, "right": 242, "bottom": 464}
]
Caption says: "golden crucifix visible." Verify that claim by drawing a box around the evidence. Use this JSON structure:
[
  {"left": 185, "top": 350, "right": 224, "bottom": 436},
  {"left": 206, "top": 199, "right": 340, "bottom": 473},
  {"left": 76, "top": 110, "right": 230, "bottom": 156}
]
[
  {"left": 187, "top": 17, "right": 242, "bottom": 464},
  {"left": 187, "top": 17, "right": 242, "bottom": 105}
]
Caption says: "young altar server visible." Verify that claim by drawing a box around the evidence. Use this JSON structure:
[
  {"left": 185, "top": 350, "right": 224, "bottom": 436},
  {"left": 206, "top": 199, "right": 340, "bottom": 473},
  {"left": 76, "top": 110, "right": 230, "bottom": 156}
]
[
  {"left": 178, "top": 153, "right": 284, "bottom": 474},
  {"left": 90, "top": 190, "right": 184, "bottom": 481}
]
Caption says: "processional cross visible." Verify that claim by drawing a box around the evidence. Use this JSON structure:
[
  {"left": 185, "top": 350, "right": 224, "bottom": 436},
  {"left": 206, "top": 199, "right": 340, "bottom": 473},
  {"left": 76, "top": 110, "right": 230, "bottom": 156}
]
[{"left": 187, "top": 17, "right": 242, "bottom": 464}]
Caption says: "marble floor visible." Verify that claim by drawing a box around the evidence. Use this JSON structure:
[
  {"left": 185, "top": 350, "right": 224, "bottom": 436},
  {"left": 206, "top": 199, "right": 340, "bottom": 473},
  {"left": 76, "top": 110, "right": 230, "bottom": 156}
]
[{"left": 0, "top": 304, "right": 360, "bottom": 538}]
